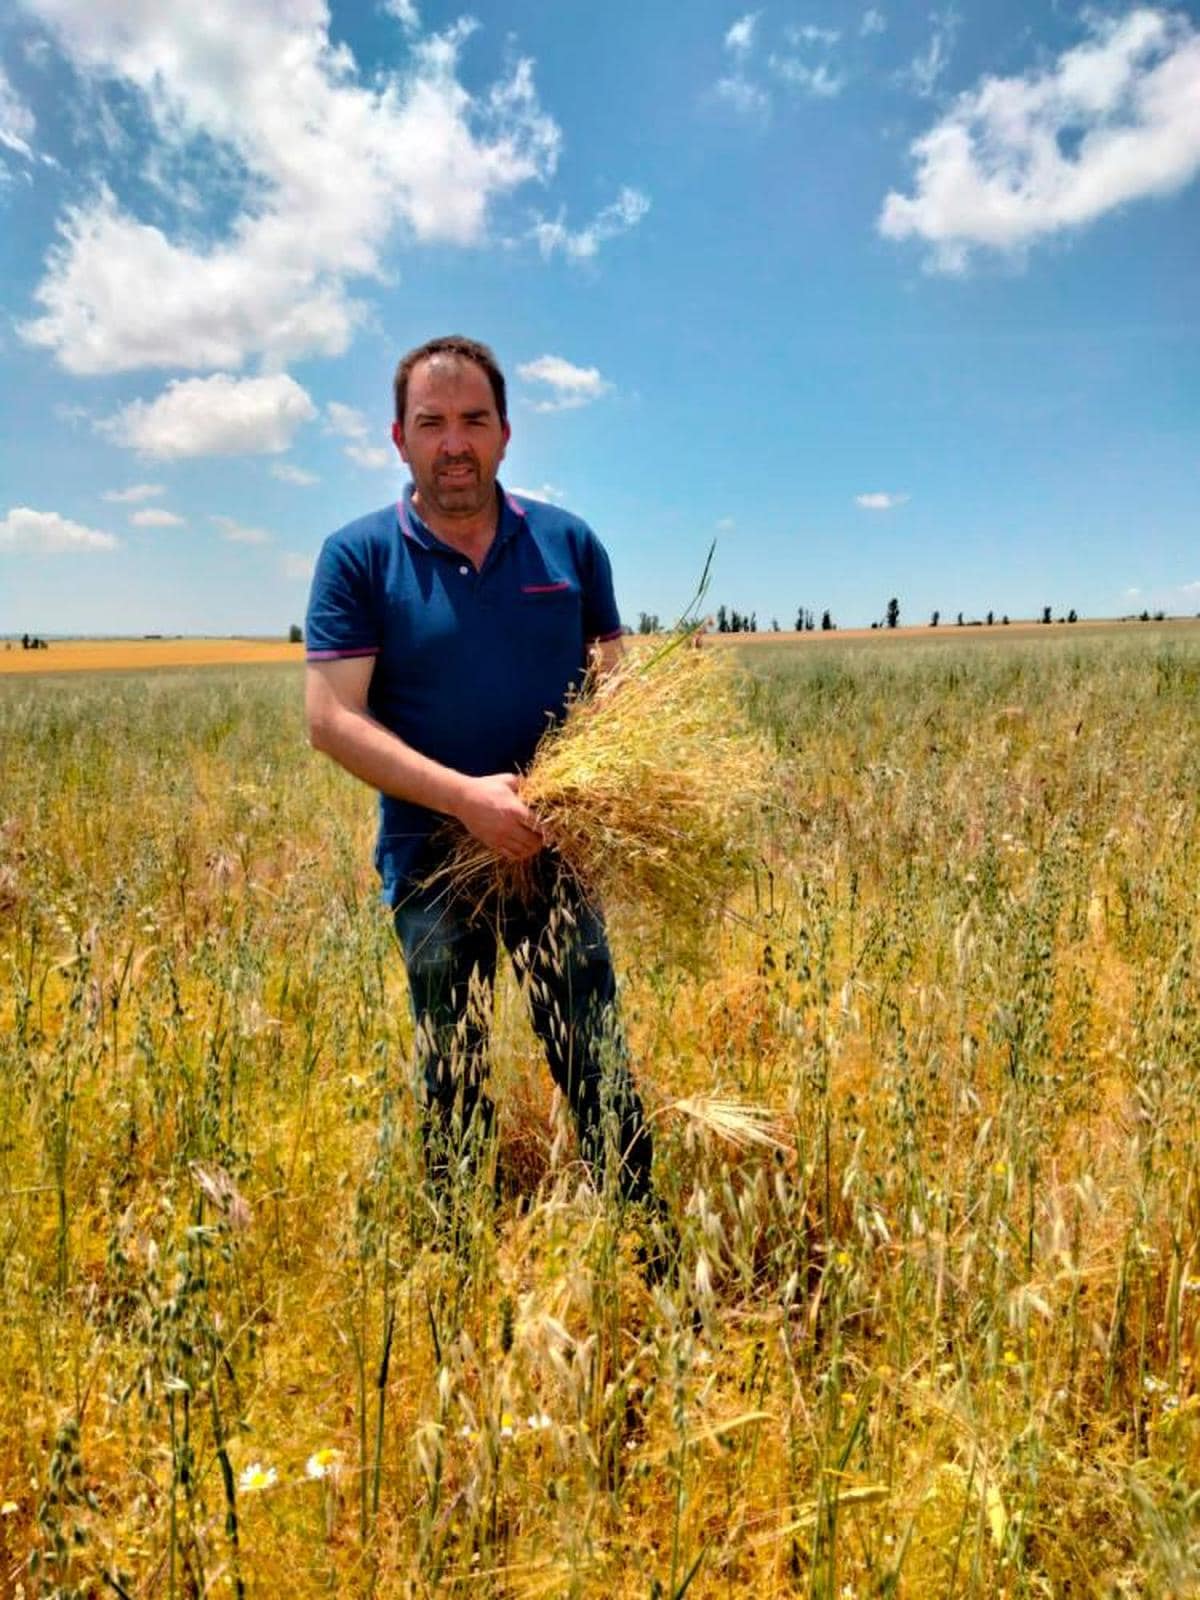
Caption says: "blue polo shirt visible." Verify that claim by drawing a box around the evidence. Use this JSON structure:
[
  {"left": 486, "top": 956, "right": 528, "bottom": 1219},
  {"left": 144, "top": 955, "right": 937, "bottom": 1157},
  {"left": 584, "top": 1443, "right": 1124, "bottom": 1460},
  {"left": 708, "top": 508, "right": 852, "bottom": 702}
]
[{"left": 305, "top": 482, "right": 622, "bottom": 901}]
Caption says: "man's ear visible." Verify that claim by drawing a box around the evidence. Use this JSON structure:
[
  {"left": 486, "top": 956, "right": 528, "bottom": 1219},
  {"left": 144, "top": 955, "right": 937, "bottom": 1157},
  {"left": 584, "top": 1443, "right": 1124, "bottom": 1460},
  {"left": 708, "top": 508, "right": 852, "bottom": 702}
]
[{"left": 391, "top": 420, "right": 407, "bottom": 462}]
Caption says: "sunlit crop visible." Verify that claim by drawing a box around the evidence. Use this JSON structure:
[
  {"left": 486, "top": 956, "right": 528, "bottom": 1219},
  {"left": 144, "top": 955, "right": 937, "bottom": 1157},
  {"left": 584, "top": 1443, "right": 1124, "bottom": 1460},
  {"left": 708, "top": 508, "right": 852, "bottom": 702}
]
[{"left": 1, "top": 626, "right": 1198, "bottom": 1596}]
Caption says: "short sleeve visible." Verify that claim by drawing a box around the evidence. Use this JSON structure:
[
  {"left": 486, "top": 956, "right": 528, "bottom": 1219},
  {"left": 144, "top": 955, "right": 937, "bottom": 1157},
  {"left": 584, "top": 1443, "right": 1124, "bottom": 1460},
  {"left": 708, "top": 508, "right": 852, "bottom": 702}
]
[
  {"left": 578, "top": 528, "right": 622, "bottom": 644},
  {"left": 305, "top": 533, "right": 380, "bottom": 660}
]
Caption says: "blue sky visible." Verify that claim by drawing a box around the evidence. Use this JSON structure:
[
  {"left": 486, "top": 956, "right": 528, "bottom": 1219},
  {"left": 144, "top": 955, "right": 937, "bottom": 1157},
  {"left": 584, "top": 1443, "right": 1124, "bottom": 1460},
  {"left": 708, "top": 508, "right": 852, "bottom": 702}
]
[{"left": 1, "top": 0, "right": 1197, "bottom": 634}]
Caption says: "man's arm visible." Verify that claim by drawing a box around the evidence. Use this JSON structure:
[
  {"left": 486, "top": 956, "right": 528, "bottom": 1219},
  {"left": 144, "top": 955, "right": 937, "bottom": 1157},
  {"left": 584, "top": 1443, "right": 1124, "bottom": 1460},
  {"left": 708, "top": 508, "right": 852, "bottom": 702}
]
[
  {"left": 590, "top": 633, "right": 625, "bottom": 680},
  {"left": 305, "top": 657, "right": 543, "bottom": 861}
]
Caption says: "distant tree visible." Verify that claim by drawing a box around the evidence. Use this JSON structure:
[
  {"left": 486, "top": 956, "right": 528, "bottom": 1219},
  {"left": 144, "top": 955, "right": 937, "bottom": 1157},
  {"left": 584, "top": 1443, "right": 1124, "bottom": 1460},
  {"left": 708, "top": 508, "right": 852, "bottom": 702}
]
[
  {"left": 870, "top": 621, "right": 879, "bottom": 630},
  {"left": 771, "top": 617, "right": 780, "bottom": 632},
  {"left": 957, "top": 612, "right": 964, "bottom": 626},
  {"left": 636, "top": 612, "right": 661, "bottom": 634},
  {"left": 986, "top": 610, "right": 994, "bottom": 626},
  {"left": 1041, "top": 606, "right": 1052, "bottom": 625},
  {"left": 717, "top": 605, "right": 729, "bottom": 633},
  {"left": 749, "top": 612, "right": 758, "bottom": 633},
  {"left": 1002, "top": 615, "right": 1010, "bottom": 625},
  {"left": 288, "top": 622, "right": 303, "bottom": 644},
  {"left": 885, "top": 597, "right": 900, "bottom": 630},
  {"left": 820, "top": 610, "right": 834, "bottom": 631},
  {"left": 930, "top": 610, "right": 939, "bottom": 628},
  {"left": 794, "top": 607, "right": 804, "bottom": 632},
  {"left": 1153, "top": 610, "right": 1166, "bottom": 621},
  {"left": 1139, "top": 609, "right": 1150, "bottom": 622},
  {"left": 21, "top": 633, "right": 29, "bottom": 650},
  {"left": 1067, "top": 608, "right": 1077, "bottom": 624}
]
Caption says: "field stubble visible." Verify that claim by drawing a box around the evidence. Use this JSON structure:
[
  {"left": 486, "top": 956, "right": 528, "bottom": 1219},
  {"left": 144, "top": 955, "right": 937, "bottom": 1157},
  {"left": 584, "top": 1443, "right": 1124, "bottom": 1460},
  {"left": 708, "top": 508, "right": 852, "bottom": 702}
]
[{"left": 1, "top": 631, "right": 1199, "bottom": 1597}]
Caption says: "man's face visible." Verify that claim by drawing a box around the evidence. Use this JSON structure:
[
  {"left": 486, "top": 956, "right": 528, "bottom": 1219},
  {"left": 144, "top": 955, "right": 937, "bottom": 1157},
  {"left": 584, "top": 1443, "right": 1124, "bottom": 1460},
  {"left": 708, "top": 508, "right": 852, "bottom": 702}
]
[{"left": 393, "top": 354, "right": 510, "bottom": 521}]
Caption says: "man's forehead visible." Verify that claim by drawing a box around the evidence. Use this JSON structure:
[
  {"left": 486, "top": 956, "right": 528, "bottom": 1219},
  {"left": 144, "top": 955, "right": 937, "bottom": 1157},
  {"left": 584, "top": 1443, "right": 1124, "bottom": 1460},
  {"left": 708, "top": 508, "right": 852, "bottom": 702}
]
[{"left": 408, "top": 354, "right": 494, "bottom": 407}]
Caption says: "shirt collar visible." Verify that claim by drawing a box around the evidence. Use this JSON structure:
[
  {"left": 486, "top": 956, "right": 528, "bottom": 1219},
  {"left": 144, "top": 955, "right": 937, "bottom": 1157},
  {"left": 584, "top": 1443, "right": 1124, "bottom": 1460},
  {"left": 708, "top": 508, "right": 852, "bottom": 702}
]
[{"left": 397, "top": 480, "right": 525, "bottom": 554}]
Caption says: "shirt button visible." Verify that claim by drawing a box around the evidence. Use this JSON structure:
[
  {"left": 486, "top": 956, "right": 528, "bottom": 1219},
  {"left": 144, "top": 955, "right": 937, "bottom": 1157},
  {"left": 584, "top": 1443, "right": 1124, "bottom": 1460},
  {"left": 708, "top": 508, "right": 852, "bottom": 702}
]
[{"left": 459, "top": 564, "right": 470, "bottom": 576}]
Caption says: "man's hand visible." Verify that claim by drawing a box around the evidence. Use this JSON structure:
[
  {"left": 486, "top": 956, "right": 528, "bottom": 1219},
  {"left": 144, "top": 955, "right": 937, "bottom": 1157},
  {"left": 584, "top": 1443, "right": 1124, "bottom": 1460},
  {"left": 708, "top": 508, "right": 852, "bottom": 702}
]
[{"left": 454, "top": 772, "right": 544, "bottom": 862}]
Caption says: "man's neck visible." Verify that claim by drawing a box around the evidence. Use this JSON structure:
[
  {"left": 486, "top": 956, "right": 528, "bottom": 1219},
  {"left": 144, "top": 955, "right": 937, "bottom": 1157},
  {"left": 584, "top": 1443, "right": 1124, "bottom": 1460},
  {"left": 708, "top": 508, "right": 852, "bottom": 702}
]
[{"left": 411, "top": 487, "right": 500, "bottom": 569}]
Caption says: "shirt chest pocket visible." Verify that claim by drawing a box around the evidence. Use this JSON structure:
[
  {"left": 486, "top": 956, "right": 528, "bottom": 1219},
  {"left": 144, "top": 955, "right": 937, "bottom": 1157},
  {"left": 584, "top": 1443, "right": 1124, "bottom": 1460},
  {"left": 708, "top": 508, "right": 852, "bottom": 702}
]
[{"left": 514, "top": 582, "right": 584, "bottom": 655}]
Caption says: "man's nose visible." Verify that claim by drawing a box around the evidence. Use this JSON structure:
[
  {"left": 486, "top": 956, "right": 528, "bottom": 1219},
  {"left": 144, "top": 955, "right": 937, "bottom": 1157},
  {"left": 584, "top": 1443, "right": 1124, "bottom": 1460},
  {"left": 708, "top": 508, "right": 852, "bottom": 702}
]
[{"left": 440, "top": 422, "right": 470, "bottom": 456}]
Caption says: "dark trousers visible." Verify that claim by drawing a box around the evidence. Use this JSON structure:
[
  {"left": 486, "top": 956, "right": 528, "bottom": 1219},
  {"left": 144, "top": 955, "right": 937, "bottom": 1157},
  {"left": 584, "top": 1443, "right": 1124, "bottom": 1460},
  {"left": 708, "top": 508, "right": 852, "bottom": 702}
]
[{"left": 393, "top": 855, "right": 653, "bottom": 1204}]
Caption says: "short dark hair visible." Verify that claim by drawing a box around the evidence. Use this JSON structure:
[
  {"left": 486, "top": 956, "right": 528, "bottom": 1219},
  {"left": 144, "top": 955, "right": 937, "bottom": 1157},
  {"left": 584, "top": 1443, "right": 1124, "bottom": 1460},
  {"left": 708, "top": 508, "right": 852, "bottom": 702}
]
[{"left": 393, "top": 335, "right": 507, "bottom": 427}]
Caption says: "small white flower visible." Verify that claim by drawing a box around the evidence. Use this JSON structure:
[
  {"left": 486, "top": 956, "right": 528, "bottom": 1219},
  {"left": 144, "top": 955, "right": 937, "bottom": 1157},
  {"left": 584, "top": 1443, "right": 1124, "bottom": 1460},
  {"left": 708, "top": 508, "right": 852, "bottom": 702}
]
[
  {"left": 239, "top": 1462, "right": 277, "bottom": 1493},
  {"left": 305, "top": 1449, "right": 342, "bottom": 1481},
  {"left": 526, "top": 1412, "right": 553, "bottom": 1432}
]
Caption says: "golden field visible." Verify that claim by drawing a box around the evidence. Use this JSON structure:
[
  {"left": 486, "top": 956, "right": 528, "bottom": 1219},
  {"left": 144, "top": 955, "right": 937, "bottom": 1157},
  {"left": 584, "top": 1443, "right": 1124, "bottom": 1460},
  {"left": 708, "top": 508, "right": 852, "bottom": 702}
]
[
  {"left": 1, "top": 628, "right": 1199, "bottom": 1597},
  {"left": 0, "top": 638, "right": 304, "bottom": 675}
]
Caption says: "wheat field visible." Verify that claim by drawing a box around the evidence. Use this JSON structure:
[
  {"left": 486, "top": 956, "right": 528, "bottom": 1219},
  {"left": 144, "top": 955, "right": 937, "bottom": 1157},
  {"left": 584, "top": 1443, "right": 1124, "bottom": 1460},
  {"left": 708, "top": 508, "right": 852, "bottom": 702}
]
[{"left": 2, "top": 628, "right": 1198, "bottom": 1597}]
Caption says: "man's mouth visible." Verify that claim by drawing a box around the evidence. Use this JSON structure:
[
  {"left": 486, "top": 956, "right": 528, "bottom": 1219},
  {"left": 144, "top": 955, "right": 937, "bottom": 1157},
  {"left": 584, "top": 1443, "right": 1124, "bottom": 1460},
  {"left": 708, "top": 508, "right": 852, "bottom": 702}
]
[{"left": 437, "top": 461, "right": 477, "bottom": 482}]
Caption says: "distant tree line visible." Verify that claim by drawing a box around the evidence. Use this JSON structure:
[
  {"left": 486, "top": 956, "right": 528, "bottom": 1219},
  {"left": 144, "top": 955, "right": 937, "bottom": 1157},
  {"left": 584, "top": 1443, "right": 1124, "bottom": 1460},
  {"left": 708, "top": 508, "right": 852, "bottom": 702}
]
[
  {"left": 19, "top": 633, "right": 49, "bottom": 650},
  {"left": 632, "top": 598, "right": 1187, "bottom": 636}
]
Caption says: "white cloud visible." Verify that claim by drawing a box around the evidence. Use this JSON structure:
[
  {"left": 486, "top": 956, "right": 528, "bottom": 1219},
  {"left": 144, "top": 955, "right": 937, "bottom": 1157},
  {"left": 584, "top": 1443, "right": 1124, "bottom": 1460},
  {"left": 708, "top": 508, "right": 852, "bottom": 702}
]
[
  {"left": 855, "top": 491, "right": 909, "bottom": 510},
  {"left": 532, "top": 186, "right": 650, "bottom": 262},
  {"left": 212, "top": 515, "right": 272, "bottom": 546},
  {"left": 517, "top": 355, "right": 611, "bottom": 412},
  {"left": 715, "top": 74, "right": 772, "bottom": 118},
  {"left": 104, "top": 373, "right": 316, "bottom": 459},
  {"left": 345, "top": 443, "right": 392, "bottom": 470},
  {"left": 325, "top": 402, "right": 370, "bottom": 440},
  {"left": 881, "top": 10, "right": 1200, "bottom": 271},
  {"left": 102, "top": 482, "right": 164, "bottom": 503},
  {"left": 904, "top": 9, "right": 959, "bottom": 99},
  {"left": 130, "top": 507, "right": 184, "bottom": 527},
  {"left": 770, "top": 56, "right": 845, "bottom": 98},
  {"left": 787, "top": 25, "right": 841, "bottom": 48},
  {"left": 861, "top": 9, "right": 887, "bottom": 37},
  {"left": 0, "top": 64, "right": 36, "bottom": 162},
  {"left": 0, "top": 506, "right": 118, "bottom": 554},
  {"left": 18, "top": 5, "right": 561, "bottom": 374},
  {"left": 270, "top": 462, "right": 319, "bottom": 487},
  {"left": 382, "top": 0, "right": 421, "bottom": 32},
  {"left": 281, "top": 551, "right": 314, "bottom": 581},
  {"left": 509, "top": 483, "right": 565, "bottom": 504},
  {"left": 725, "top": 14, "right": 759, "bottom": 59}
]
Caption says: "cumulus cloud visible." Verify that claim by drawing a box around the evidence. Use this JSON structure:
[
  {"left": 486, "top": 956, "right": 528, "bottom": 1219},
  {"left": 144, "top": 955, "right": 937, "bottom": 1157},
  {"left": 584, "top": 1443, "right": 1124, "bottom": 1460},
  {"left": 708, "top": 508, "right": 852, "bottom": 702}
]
[
  {"left": 345, "top": 443, "right": 392, "bottom": 469},
  {"left": 130, "top": 507, "right": 184, "bottom": 527},
  {"left": 103, "top": 373, "right": 316, "bottom": 459},
  {"left": 1, "top": 506, "right": 118, "bottom": 554},
  {"left": 517, "top": 355, "right": 611, "bottom": 412},
  {"left": 102, "top": 482, "right": 164, "bottom": 503},
  {"left": 325, "top": 402, "right": 370, "bottom": 440},
  {"left": 725, "top": 14, "right": 759, "bottom": 58},
  {"left": 212, "top": 515, "right": 272, "bottom": 545},
  {"left": 861, "top": 9, "right": 887, "bottom": 37},
  {"left": 881, "top": 9, "right": 1200, "bottom": 271},
  {"left": 532, "top": 186, "right": 650, "bottom": 261},
  {"left": 270, "top": 462, "right": 319, "bottom": 487},
  {"left": 17, "top": 3, "right": 562, "bottom": 374},
  {"left": 383, "top": 0, "right": 421, "bottom": 32},
  {"left": 855, "top": 491, "right": 909, "bottom": 510}
]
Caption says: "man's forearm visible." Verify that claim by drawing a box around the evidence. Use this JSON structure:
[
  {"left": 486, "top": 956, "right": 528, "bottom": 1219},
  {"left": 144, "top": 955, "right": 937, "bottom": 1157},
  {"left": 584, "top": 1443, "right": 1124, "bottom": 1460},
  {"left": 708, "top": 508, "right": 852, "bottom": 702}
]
[{"left": 309, "top": 700, "right": 470, "bottom": 818}]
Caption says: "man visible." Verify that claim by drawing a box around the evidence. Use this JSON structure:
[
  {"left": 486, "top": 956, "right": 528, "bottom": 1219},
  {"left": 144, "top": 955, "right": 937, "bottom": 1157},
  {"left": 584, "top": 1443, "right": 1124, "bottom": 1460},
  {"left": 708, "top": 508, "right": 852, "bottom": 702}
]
[{"left": 304, "top": 335, "right": 653, "bottom": 1217}]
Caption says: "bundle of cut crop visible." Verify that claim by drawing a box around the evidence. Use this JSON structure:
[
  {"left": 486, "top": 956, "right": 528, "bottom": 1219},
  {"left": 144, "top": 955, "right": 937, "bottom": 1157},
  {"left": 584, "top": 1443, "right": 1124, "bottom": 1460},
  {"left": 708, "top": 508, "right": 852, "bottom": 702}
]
[{"left": 434, "top": 634, "right": 772, "bottom": 919}]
